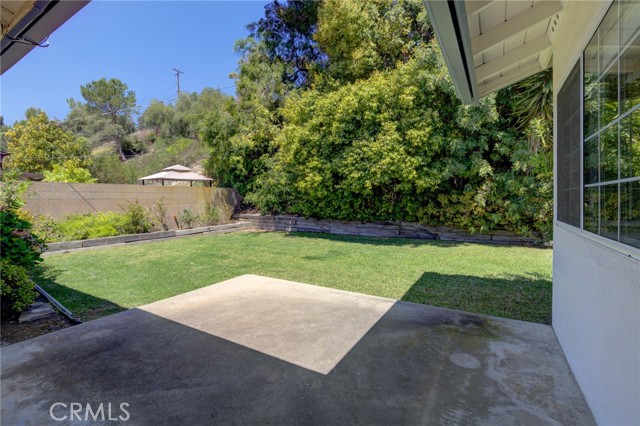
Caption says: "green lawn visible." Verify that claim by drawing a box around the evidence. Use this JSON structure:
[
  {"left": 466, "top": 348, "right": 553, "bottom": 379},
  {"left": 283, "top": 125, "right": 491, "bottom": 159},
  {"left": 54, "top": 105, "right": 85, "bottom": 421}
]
[{"left": 40, "top": 231, "right": 553, "bottom": 323}]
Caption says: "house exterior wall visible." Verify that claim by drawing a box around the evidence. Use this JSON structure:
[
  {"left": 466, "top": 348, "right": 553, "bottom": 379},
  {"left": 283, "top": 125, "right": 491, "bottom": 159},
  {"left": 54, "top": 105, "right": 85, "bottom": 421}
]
[{"left": 553, "top": 2, "right": 640, "bottom": 425}]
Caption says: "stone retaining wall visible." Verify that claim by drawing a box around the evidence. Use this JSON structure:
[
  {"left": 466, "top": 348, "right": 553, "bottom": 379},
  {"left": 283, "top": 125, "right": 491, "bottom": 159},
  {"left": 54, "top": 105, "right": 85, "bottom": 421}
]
[
  {"left": 237, "top": 214, "right": 539, "bottom": 245},
  {"left": 45, "top": 222, "right": 253, "bottom": 253}
]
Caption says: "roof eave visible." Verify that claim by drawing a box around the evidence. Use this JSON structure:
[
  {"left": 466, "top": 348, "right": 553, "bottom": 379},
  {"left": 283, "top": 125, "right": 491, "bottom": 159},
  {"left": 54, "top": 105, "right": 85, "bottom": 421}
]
[
  {"left": 423, "top": 0, "right": 478, "bottom": 104},
  {"left": 1, "top": 0, "right": 90, "bottom": 75}
]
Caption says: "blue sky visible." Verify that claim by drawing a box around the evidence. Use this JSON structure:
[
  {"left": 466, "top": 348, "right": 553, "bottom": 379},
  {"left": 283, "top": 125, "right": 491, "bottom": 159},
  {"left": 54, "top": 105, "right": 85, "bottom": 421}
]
[{"left": 0, "top": 0, "right": 269, "bottom": 125}]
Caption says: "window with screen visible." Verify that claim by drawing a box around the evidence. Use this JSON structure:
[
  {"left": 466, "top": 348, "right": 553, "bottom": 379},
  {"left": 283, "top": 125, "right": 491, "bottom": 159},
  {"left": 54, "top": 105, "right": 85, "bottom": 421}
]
[
  {"left": 583, "top": 0, "right": 640, "bottom": 249},
  {"left": 557, "top": 61, "right": 581, "bottom": 227}
]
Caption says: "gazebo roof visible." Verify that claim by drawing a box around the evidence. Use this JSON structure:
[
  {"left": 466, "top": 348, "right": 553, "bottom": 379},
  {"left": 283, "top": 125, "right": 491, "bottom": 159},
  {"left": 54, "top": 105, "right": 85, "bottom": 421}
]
[
  {"left": 162, "top": 164, "right": 193, "bottom": 172},
  {"left": 138, "top": 164, "right": 213, "bottom": 183}
]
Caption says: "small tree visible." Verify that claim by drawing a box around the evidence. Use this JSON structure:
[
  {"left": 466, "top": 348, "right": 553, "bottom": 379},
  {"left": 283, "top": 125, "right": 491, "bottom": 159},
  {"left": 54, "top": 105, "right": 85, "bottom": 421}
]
[
  {"left": 139, "top": 100, "right": 176, "bottom": 138},
  {"left": 4, "top": 113, "right": 92, "bottom": 173}
]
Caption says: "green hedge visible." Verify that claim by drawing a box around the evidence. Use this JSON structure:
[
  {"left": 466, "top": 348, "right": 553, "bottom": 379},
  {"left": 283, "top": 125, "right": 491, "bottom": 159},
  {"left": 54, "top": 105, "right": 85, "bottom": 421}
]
[{"left": 245, "top": 47, "right": 553, "bottom": 240}]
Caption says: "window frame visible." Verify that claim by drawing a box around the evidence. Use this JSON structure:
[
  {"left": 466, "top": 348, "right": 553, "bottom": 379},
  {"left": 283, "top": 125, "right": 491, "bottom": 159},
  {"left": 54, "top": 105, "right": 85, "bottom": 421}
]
[{"left": 554, "top": 0, "right": 640, "bottom": 260}]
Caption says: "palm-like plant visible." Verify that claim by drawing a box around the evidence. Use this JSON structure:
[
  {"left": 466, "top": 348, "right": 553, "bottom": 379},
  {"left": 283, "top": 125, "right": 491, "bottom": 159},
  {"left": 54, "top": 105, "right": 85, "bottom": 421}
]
[{"left": 509, "top": 69, "right": 553, "bottom": 153}]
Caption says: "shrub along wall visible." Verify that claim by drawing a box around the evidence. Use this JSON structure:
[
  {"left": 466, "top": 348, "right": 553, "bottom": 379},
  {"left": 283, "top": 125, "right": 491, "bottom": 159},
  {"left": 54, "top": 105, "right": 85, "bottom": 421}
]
[
  {"left": 24, "top": 182, "right": 241, "bottom": 229},
  {"left": 45, "top": 222, "right": 254, "bottom": 252}
]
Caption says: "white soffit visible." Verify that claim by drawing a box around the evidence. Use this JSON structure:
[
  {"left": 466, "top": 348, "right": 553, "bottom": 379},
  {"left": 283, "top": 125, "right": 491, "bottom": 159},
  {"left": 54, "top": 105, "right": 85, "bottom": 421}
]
[
  {"left": 1, "top": 1, "right": 35, "bottom": 36},
  {"left": 1, "top": 0, "right": 90, "bottom": 75},
  {"left": 466, "top": 0, "right": 565, "bottom": 97}
]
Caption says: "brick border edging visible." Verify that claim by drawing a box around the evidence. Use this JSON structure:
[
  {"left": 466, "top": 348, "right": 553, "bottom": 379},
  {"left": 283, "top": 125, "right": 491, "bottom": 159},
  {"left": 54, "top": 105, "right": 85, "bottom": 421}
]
[
  {"left": 236, "top": 214, "right": 544, "bottom": 246},
  {"left": 45, "top": 222, "right": 254, "bottom": 252}
]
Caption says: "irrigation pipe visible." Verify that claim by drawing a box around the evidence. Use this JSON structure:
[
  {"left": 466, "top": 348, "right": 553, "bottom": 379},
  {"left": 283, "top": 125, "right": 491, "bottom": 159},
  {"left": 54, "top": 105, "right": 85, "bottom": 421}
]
[{"left": 35, "top": 285, "right": 83, "bottom": 324}]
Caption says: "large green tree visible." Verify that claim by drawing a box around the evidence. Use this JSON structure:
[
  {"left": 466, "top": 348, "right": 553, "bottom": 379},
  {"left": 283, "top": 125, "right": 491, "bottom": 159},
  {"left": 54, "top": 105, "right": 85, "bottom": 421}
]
[
  {"left": 138, "top": 100, "right": 177, "bottom": 138},
  {"left": 203, "top": 0, "right": 553, "bottom": 239},
  {"left": 204, "top": 39, "right": 287, "bottom": 193},
  {"left": 175, "top": 88, "right": 232, "bottom": 138},
  {"left": 137, "top": 89, "right": 233, "bottom": 141},
  {"left": 4, "top": 113, "right": 92, "bottom": 173},
  {"left": 248, "top": 44, "right": 553, "bottom": 238},
  {"left": 315, "top": 0, "right": 432, "bottom": 84},
  {"left": 79, "top": 78, "right": 137, "bottom": 160},
  {"left": 247, "top": 0, "right": 324, "bottom": 87},
  {"left": 64, "top": 99, "right": 140, "bottom": 154}
]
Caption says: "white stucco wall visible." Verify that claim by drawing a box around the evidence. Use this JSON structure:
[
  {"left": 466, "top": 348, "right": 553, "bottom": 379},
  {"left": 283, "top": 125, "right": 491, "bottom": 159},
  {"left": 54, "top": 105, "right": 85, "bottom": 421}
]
[
  {"left": 553, "top": 2, "right": 640, "bottom": 425},
  {"left": 553, "top": 227, "right": 640, "bottom": 425}
]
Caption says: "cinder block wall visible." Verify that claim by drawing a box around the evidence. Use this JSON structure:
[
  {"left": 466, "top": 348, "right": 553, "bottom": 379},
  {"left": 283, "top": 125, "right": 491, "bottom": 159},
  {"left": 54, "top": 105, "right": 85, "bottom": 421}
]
[{"left": 23, "top": 182, "right": 241, "bottom": 229}]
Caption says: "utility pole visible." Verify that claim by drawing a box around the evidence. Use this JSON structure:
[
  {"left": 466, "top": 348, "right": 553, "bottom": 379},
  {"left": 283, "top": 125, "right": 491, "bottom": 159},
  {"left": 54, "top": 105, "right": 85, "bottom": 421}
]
[{"left": 173, "top": 68, "right": 184, "bottom": 96}]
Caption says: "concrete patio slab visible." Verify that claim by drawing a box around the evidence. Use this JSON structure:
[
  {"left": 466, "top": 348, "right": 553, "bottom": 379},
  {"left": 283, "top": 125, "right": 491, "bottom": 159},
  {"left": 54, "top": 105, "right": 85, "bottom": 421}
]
[{"left": 1, "top": 275, "right": 594, "bottom": 425}]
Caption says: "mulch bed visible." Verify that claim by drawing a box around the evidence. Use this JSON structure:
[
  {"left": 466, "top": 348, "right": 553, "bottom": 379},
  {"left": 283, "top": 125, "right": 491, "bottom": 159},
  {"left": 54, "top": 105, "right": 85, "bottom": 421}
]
[{"left": 1, "top": 296, "right": 76, "bottom": 347}]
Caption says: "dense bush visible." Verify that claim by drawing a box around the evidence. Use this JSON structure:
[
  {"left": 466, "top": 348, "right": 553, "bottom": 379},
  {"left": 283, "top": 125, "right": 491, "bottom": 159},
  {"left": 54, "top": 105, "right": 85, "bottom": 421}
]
[
  {"left": 247, "top": 46, "right": 553, "bottom": 240},
  {"left": 0, "top": 179, "right": 45, "bottom": 267},
  {"left": 43, "top": 159, "right": 97, "bottom": 183},
  {"left": 1, "top": 208, "right": 46, "bottom": 266},
  {"left": 31, "top": 201, "right": 156, "bottom": 242},
  {"left": 0, "top": 178, "right": 45, "bottom": 316},
  {"left": 53, "top": 212, "right": 129, "bottom": 241},
  {"left": 178, "top": 209, "right": 198, "bottom": 229},
  {"left": 121, "top": 201, "right": 154, "bottom": 234},
  {"left": 0, "top": 260, "right": 38, "bottom": 315}
]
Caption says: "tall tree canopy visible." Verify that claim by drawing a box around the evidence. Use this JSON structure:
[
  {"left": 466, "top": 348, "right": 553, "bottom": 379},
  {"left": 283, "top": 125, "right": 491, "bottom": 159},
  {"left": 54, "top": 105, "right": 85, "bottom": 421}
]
[
  {"left": 200, "top": 0, "right": 554, "bottom": 239},
  {"left": 64, "top": 98, "right": 141, "bottom": 157},
  {"left": 79, "top": 78, "right": 138, "bottom": 160},
  {"left": 247, "top": 0, "right": 324, "bottom": 87},
  {"left": 138, "top": 100, "right": 177, "bottom": 138},
  {"left": 176, "top": 88, "right": 232, "bottom": 138},
  {"left": 204, "top": 38, "right": 288, "bottom": 193},
  {"left": 24, "top": 107, "right": 45, "bottom": 121},
  {"left": 137, "top": 89, "right": 234, "bottom": 141},
  {"left": 315, "top": 0, "right": 432, "bottom": 84}
]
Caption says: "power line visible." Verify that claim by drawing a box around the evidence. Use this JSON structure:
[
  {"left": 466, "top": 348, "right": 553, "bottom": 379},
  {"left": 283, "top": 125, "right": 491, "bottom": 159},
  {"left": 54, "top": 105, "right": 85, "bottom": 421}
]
[{"left": 138, "top": 84, "right": 177, "bottom": 104}]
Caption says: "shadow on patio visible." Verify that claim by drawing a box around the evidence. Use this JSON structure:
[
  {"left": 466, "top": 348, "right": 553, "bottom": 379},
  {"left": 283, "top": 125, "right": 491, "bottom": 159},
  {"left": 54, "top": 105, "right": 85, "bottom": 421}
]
[{"left": 1, "top": 275, "right": 593, "bottom": 425}]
